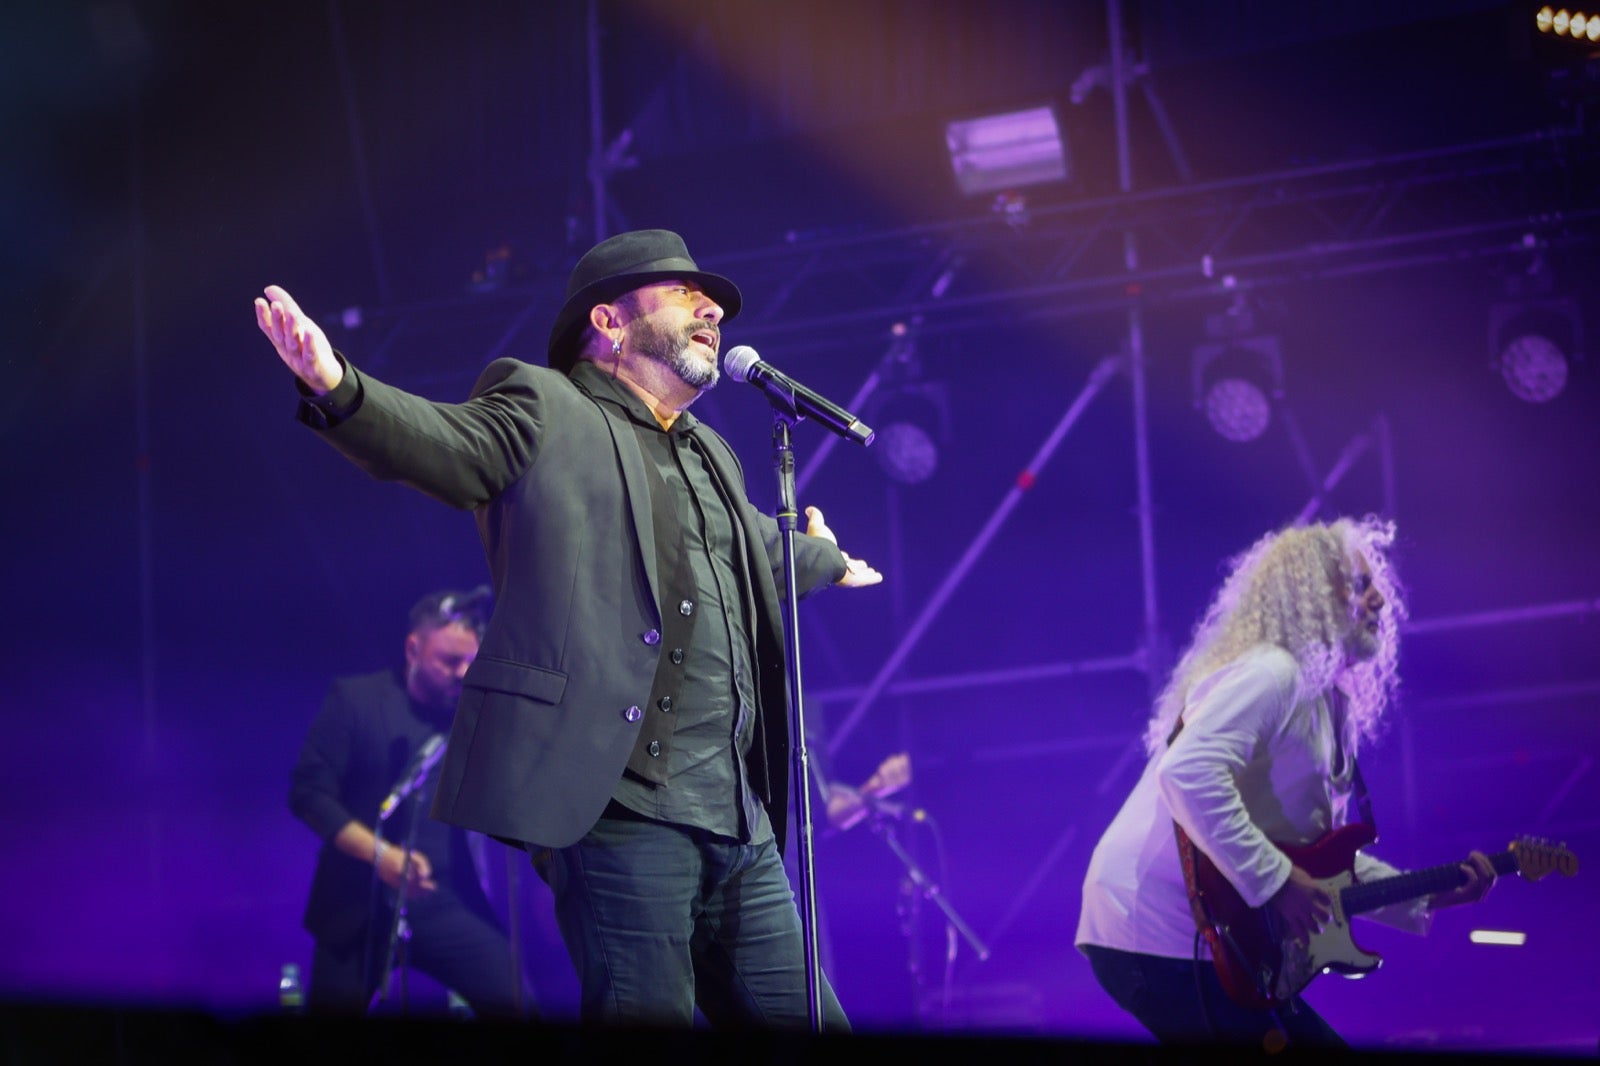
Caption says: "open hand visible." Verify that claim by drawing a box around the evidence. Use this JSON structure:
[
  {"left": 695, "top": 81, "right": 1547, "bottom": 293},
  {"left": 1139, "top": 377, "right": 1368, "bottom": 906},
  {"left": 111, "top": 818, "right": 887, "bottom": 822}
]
[
  {"left": 254, "top": 284, "right": 343, "bottom": 394},
  {"left": 805, "top": 506, "right": 883, "bottom": 587}
]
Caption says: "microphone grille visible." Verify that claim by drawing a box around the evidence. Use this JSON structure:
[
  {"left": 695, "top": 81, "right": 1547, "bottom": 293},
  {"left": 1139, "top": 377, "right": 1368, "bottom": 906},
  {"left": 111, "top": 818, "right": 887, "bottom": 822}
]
[{"left": 723, "top": 345, "right": 760, "bottom": 383}]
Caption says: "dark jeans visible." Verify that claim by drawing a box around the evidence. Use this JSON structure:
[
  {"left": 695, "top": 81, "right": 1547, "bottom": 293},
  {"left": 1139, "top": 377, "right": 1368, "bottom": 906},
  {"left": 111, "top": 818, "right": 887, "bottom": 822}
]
[
  {"left": 309, "top": 891, "right": 531, "bottom": 1019},
  {"left": 1082, "top": 943, "right": 1345, "bottom": 1050},
  {"left": 535, "top": 815, "right": 850, "bottom": 1030}
]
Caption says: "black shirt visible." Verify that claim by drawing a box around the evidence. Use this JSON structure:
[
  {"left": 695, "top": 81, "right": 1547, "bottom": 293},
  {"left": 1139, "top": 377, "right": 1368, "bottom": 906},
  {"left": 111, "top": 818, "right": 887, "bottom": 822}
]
[{"left": 575, "top": 362, "right": 770, "bottom": 845}]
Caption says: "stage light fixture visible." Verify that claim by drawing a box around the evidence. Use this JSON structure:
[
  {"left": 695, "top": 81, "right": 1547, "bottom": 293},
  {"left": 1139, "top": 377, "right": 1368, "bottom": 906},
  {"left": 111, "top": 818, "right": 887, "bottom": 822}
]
[
  {"left": 945, "top": 105, "right": 1069, "bottom": 198},
  {"left": 875, "top": 422, "right": 940, "bottom": 484},
  {"left": 1488, "top": 297, "right": 1582, "bottom": 403},
  {"left": 865, "top": 380, "right": 952, "bottom": 485},
  {"left": 1191, "top": 336, "right": 1284, "bottom": 444}
]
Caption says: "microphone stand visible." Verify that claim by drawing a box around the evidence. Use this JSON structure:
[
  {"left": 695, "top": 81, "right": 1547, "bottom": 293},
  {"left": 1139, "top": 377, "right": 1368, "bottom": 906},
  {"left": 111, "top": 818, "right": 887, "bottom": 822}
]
[
  {"left": 809, "top": 750, "right": 991, "bottom": 1025},
  {"left": 866, "top": 803, "right": 990, "bottom": 1025},
  {"left": 504, "top": 846, "right": 525, "bottom": 1017},
  {"left": 769, "top": 409, "right": 826, "bottom": 1032},
  {"left": 370, "top": 771, "right": 434, "bottom": 1015}
]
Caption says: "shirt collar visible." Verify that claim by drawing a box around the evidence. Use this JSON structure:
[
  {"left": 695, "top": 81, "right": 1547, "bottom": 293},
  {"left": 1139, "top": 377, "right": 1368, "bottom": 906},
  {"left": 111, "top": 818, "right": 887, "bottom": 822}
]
[{"left": 571, "top": 360, "right": 700, "bottom": 437}]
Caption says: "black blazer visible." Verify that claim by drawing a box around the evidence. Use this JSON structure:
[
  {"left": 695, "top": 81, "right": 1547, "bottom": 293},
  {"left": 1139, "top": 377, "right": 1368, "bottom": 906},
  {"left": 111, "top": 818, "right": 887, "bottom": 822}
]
[{"left": 300, "top": 358, "right": 846, "bottom": 852}]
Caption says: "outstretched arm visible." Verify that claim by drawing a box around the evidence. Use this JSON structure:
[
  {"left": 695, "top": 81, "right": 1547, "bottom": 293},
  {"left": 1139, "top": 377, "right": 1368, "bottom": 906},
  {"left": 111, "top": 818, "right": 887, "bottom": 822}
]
[{"left": 254, "top": 285, "right": 343, "bottom": 395}]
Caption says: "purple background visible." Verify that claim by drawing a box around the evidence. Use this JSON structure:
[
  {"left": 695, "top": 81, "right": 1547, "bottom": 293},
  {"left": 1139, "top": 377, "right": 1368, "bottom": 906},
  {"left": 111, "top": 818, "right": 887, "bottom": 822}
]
[{"left": 3, "top": 0, "right": 1596, "bottom": 1054}]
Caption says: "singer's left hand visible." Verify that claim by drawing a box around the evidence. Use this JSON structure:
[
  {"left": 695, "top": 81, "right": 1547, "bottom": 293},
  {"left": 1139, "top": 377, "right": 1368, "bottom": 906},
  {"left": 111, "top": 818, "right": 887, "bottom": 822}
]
[{"left": 805, "top": 506, "right": 883, "bottom": 588}]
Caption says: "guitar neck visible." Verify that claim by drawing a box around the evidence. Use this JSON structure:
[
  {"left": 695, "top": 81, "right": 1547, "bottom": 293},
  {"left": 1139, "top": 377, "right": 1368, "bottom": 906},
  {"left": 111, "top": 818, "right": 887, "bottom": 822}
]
[{"left": 1341, "top": 850, "right": 1517, "bottom": 917}]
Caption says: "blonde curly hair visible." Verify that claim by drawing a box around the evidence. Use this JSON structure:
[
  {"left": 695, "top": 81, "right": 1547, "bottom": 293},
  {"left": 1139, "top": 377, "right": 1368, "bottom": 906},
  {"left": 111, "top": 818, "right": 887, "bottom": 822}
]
[{"left": 1144, "top": 516, "right": 1407, "bottom": 755}]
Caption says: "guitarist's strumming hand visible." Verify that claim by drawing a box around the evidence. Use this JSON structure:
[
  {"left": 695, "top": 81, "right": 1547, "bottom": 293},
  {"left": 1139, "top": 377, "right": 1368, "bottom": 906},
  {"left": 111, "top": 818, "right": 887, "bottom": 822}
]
[
  {"left": 1425, "top": 850, "right": 1497, "bottom": 911},
  {"left": 1268, "top": 865, "right": 1333, "bottom": 945}
]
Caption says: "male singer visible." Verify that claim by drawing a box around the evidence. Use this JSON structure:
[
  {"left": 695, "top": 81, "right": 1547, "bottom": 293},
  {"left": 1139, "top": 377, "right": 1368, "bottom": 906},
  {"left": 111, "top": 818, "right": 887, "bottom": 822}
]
[{"left": 258, "top": 229, "right": 881, "bottom": 1028}]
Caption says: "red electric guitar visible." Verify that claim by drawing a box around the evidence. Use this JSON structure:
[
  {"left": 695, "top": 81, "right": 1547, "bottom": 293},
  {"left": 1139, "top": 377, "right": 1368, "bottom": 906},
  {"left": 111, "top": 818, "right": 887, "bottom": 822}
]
[{"left": 1176, "top": 824, "right": 1579, "bottom": 1010}]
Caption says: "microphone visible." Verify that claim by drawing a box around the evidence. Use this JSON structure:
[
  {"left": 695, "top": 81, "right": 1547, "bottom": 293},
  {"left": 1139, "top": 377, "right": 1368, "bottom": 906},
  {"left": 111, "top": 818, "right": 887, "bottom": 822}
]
[
  {"left": 378, "top": 734, "right": 447, "bottom": 821},
  {"left": 438, "top": 585, "right": 491, "bottom": 618},
  {"left": 724, "top": 345, "right": 875, "bottom": 446}
]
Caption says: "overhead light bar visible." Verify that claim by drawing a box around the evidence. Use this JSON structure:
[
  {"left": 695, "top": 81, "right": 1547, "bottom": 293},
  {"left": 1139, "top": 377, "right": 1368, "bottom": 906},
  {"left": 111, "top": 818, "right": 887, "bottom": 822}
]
[
  {"left": 1535, "top": 6, "right": 1600, "bottom": 42},
  {"left": 945, "top": 105, "right": 1069, "bottom": 197}
]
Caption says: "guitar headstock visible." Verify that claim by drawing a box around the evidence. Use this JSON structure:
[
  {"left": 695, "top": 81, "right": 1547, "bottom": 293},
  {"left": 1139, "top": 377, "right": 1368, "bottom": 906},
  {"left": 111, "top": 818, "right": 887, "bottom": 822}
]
[{"left": 1510, "top": 837, "right": 1580, "bottom": 881}]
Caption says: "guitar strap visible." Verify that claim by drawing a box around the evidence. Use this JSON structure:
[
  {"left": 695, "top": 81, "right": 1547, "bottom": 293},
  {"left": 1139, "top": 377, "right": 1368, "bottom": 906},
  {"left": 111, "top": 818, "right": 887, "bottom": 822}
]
[
  {"left": 1351, "top": 758, "right": 1375, "bottom": 834},
  {"left": 1166, "top": 715, "right": 1226, "bottom": 958}
]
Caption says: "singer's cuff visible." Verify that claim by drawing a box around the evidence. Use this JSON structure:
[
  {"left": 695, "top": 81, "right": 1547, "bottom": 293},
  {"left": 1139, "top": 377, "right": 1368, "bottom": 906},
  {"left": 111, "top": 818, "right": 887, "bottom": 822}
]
[{"left": 295, "top": 351, "right": 362, "bottom": 430}]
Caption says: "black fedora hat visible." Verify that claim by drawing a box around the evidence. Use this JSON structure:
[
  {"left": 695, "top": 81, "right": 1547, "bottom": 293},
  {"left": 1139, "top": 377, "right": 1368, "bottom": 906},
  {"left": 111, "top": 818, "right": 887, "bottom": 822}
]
[{"left": 546, "top": 229, "right": 742, "bottom": 372}]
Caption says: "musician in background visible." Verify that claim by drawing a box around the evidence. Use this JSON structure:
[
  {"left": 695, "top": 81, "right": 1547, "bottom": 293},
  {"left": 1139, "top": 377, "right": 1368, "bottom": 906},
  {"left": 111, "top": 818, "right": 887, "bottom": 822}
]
[
  {"left": 1075, "top": 517, "right": 1495, "bottom": 1048},
  {"left": 288, "top": 588, "right": 531, "bottom": 1017}
]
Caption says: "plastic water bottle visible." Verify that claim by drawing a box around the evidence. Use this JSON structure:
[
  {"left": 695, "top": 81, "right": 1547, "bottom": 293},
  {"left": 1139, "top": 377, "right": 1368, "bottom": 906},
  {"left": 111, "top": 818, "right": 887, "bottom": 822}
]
[
  {"left": 446, "top": 989, "right": 475, "bottom": 1020},
  {"left": 278, "top": 963, "right": 305, "bottom": 1014}
]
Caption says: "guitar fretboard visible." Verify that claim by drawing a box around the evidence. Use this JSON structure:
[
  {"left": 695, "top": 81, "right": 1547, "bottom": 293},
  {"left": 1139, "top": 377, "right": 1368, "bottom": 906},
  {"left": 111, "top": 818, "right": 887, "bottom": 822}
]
[{"left": 1341, "top": 851, "right": 1518, "bottom": 917}]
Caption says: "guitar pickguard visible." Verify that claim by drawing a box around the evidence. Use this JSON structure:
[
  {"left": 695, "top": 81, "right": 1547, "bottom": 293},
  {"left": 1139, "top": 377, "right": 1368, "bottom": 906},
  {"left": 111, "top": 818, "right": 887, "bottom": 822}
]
[{"left": 1302, "top": 868, "right": 1382, "bottom": 981}]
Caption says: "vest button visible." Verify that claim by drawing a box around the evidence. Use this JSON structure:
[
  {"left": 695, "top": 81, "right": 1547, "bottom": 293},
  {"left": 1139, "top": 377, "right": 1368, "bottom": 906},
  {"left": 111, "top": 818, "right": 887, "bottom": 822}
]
[
  {"left": 670, "top": 648, "right": 684, "bottom": 665},
  {"left": 641, "top": 628, "right": 661, "bottom": 646},
  {"left": 678, "top": 599, "right": 694, "bottom": 616},
  {"left": 648, "top": 740, "right": 661, "bottom": 757},
  {"left": 658, "top": 696, "right": 673, "bottom": 712},
  {"left": 622, "top": 705, "right": 642, "bottom": 723}
]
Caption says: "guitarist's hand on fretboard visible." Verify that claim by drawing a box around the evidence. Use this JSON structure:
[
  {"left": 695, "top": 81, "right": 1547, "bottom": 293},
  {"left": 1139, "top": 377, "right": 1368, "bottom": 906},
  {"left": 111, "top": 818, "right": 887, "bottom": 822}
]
[
  {"left": 1268, "top": 865, "right": 1334, "bottom": 944},
  {"left": 1424, "top": 850, "right": 1497, "bottom": 912}
]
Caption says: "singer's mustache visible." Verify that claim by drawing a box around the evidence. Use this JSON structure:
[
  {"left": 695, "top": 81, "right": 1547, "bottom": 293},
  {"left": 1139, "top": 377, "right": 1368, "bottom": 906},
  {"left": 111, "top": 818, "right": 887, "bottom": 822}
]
[{"left": 688, "top": 324, "right": 720, "bottom": 350}]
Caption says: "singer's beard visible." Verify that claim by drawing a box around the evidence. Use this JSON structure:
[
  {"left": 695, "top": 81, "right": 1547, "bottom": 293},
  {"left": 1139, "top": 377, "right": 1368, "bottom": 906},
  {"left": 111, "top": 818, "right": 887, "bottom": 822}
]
[
  {"left": 632, "top": 317, "right": 719, "bottom": 390},
  {"left": 406, "top": 664, "right": 462, "bottom": 714},
  {"left": 1341, "top": 618, "right": 1382, "bottom": 665}
]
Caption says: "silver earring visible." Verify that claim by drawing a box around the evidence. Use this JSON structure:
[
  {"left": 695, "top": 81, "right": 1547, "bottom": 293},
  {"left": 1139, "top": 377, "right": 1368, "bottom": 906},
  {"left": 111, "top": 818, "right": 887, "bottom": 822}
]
[{"left": 611, "top": 336, "right": 622, "bottom": 356}]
